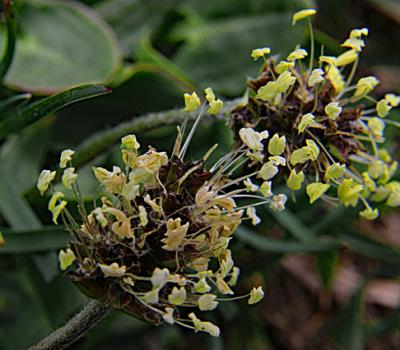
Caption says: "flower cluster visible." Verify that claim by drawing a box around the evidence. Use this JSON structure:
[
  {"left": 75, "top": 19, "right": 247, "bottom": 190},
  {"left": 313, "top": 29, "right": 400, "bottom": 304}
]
[
  {"left": 231, "top": 9, "right": 399, "bottom": 219},
  {"left": 36, "top": 88, "right": 274, "bottom": 336}
]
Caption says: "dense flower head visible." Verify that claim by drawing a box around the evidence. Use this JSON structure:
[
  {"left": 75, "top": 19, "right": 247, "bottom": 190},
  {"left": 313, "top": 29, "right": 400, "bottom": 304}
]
[
  {"left": 230, "top": 10, "right": 399, "bottom": 219},
  {"left": 37, "top": 87, "right": 272, "bottom": 336}
]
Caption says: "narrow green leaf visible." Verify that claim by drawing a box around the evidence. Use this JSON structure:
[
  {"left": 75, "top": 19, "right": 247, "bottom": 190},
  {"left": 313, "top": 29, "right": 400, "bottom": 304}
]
[
  {"left": 0, "top": 84, "right": 110, "bottom": 138},
  {"left": 0, "top": 0, "right": 17, "bottom": 80},
  {"left": 316, "top": 251, "right": 338, "bottom": 289},
  {"left": 236, "top": 226, "right": 339, "bottom": 253}
]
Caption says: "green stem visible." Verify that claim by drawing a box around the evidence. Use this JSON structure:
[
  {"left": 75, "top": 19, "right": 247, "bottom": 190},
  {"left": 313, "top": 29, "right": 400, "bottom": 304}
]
[{"left": 0, "top": 0, "right": 17, "bottom": 81}]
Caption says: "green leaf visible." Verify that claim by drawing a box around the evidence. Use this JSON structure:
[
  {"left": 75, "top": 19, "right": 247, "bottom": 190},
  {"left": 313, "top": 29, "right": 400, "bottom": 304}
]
[
  {"left": 316, "top": 251, "right": 338, "bottom": 289},
  {"left": 0, "top": 84, "right": 110, "bottom": 138},
  {"left": 171, "top": 13, "right": 306, "bottom": 95},
  {"left": 330, "top": 287, "right": 365, "bottom": 350},
  {"left": 0, "top": 0, "right": 121, "bottom": 94},
  {"left": 0, "top": 0, "right": 17, "bottom": 80},
  {"left": 236, "top": 226, "right": 339, "bottom": 253},
  {"left": 0, "top": 226, "right": 68, "bottom": 254}
]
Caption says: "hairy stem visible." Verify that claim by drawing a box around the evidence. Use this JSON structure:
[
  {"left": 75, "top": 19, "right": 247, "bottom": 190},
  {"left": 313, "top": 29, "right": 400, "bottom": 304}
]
[{"left": 28, "top": 301, "right": 113, "bottom": 350}]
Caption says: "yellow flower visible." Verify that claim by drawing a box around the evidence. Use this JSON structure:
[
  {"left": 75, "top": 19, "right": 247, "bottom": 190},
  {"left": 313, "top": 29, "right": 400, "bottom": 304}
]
[
  {"left": 306, "top": 182, "right": 330, "bottom": 204},
  {"left": 308, "top": 68, "right": 325, "bottom": 87},
  {"left": 376, "top": 99, "right": 391, "bottom": 118},
  {"left": 336, "top": 50, "right": 358, "bottom": 67},
  {"left": 204, "top": 87, "right": 223, "bottom": 114},
  {"left": 354, "top": 76, "right": 379, "bottom": 98},
  {"left": 239, "top": 128, "right": 269, "bottom": 152},
  {"left": 292, "top": 8, "right": 316, "bottom": 25},
  {"left": 60, "top": 149, "right": 74, "bottom": 168},
  {"left": 287, "top": 48, "right": 308, "bottom": 61},
  {"left": 136, "top": 149, "right": 168, "bottom": 172},
  {"left": 325, "top": 64, "right": 345, "bottom": 92},
  {"left": 338, "top": 178, "right": 364, "bottom": 207},
  {"left": 350, "top": 27, "right": 369, "bottom": 39},
  {"left": 341, "top": 38, "right": 365, "bottom": 52},
  {"left": 138, "top": 205, "right": 148, "bottom": 227},
  {"left": 162, "top": 218, "right": 189, "bottom": 251},
  {"left": 189, "top": 313, "right": 220, "bottom": 337},
  {"left": 103, "top": 208, "right": 134, "bottom": 238},
  {"left": 290, "top": 139, "right": 320, "bottom": 165},
  {"left": 275, "top": 60, "right": 295, "bottom": 74},
  {"left": 142, "top": 288, "right": 160, "bottom": 304},
  {"left": 268, "top": 134, "right": 286, "bottom": 156},
  {"left": 258, "top": 161, "right": 278, "bottom": 180},
  {"left": 48, "top": 192, "right": 67, "bottom": 224},
  {"left": 325, "top": 102, "right": 342, "bottom": 120},
  {"left": 246, "top": 207, "right": 261, "bottom": 225},
  {"left": 216, "top": 273, "right": 233, "bottom": 295},
  {"left": 194, "top": 278, "right": 211, "bottom": 293},
  {"left": 362, "top": 172, "right": 376, "bottom": 192},
  {"left": 359, "top": 207, "right": 379, "bottom": 220},
  {"left": 287, "top": 169, "right": 305, "bottom": 190},
  {"left": 198, "top": 294, "right": 218, "bottom": 311},
  {"left": 243, "top": 178, "right": 259, "bottom": 192},
  {"left": 121, "top": 134, "right": 140, "bottom": 150},
  {"left": 270, "top": 194, "right": 287, "bottom": 211},
  {"left": 93, "top": 208, "right": 108, "bottom": 227},
  {"left": 368, "top": 117, "right": 385, "bottom": 139},
  {"left": 168, "top": 286, "right": 186, "bottom": 305},
  {"left": 248, "top": 286, "right": 264, "bottom": 304},
  {"left": 184, "top": 92, "right": 201, "bottom": 112},
  {"left": 325, "top": 163, "right": 346, "bottom": 181},
  {"left": 93, "top": 166, "right": 125, "bottom": 193},
  {"left": 58, "top": 248, "right": 76, "bottom": 270},
  {"left": 37, "top": 169, "right": 56, "bottom": 195},
  {"left": 251, "top": 47, "right": 271, "bottom": 60},
  {"left": 162, "top": 307, "right": 175, "bottom": 325},
  {"left": 275, "top": 71, "right": 297, "bottom": 93},
  {"left": 99, "top": 262, "right": 126, "bottom": 278},
  {"left": 228, "top": 266, "right": 240, "bottom": 286},
  {"left": 385, "top": 93, "right": 400, "bottom": 107},
  {"left": 320, "top": 56, "right": 338, "bottom": 65},
  {"left": 62, "top": 167, "right": 78, "bottom": 189},
  {"left": 260, "top": 181, "right": 273, "bottom": 197},
  {"left": 121, "top": 180, "right": 140, "bottom": 201},
  {"left": 368, "top": 160, "right": 385, "bottom": 179},
  {"left": 298, "top": 113, "right": 319, "bottom": 133}
]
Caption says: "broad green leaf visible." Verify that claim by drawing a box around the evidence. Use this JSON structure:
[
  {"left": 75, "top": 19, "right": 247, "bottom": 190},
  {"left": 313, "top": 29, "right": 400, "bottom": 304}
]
[
  {"left": 171, "top": 13, "right": 306, "bottom": 95},
  {"left": 236, "top": 226, "right": 339, "bottom": 253},
  {"left": 96, "top": 0, "right": 177, "bottom": 57},
  {"left": 0, "top": 84, "right": 110, "bottom": 138},
  {"left": 0, "top": 0, "right": 121, "bottom": 94}
]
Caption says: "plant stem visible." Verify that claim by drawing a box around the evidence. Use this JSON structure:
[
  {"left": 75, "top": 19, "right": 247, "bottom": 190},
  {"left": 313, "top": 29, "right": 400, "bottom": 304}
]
[{"left": 28, "top": 301, "right": 112, "bottom": 350}]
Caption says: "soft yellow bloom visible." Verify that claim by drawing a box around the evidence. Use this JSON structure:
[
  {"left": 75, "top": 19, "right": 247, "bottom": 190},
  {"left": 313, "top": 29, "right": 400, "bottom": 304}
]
[
  {"left": 298, "top": 113, "right": 319, "bottom": 133},
  {"left": 325, "top": 64, "right": 345, "bottom": 92},
  {"left": 62, "top": 167, "right": 78, "bottom": 189},
  {"left": 350, "top": 27, "right": 369, "bottom": 39},
  {"left": 368, "top": 117, "right": 385, "bottom": 139},
  {"left": 251, "top": 47, "right": 271, "bottom": 60},
  {"left": 248, "top": 286, "right": 264, "bottom": 304},
  {"left": 338, "top": 178, "right": 364, "bottom": 207},
  {"left": 306, "top": 182, "right": 330, "bottom": 204},
  {"left": 342, "top": 38, "right": 364, "bottom": 52},
  {"left": 325, "top": 163, "right": 346, "bottom": 181},
  {"left": 258, "top": 161, "right": 278, "bottom": 180},
  {"left": 198, "top": 294, "right": 218, "bottom": 311},
  {"left": 168, "top": 286, "right": 186, "bottom": 305},
  {"left": 243, "top": 178, "right": 259, "bottom": 192},
  {"left": 121, "top": 134, "right": 140, "bottom": 150},
  {"left": 257, "top": 80, "right": 278, "bottom": 102},
  {"left": 37, "top": 169, "right": 56, "bottom": 195},
  {"left": 325, "top": 102, "right": 342, "bottom": 120},
  {"left": 184, "top": 92, "right": 201, "bottom": 112},
  {"left": 144, "top": 194, "right": 161, "bottom": 212},
  {"left": 216, "top": 273, "right": 234, "bottom": 295},
  {"left": 260, "top": 181, "right": 273, "bottom": 197},
  {"left": 142, "top": 288, "right": 160, "bottom": 304},
  {"left": 121, "top": 180, "right": 140, "bottom": 201},
  {"left": 48, "top": 191, "right": 64, "bottom": 212},
  {"left": 162, "top": 218, "right": 189, "bottom": 251},
  {"left": 48, "top": 192, "right": 67, "bottom": 224},
  {"left": 287, "top": 48, "right": 308, "bottom": 61},
  {"left": 246, "top": 207, "right": 261, "bottom": 225},
  {"left": 320, "top": 56, "right": 338, "bottom": 66},
  {"left": 138, "top": 205, "right": 148, "bottom": 227},
  {"left": 290, "top": 139, "right": 320, "bottom": 165},
  {"left": 360, "top": 207, "right": 379, "bottom": 220},
  {"left": 368, "top": 160, "right": 385, "bottom": 179},
  {"left": 194, "top": 278, "right": 211, "bottom": 293},
  {"left": 189, "top": 313, "right": 220, "bottom": 337},
  {"left": 60, "top": 149, "right": 74, "bottom": 168},
  {"left": 287, "top": 169, "right": 305, "bottom": 190},
  {"left": 162, "top": 307, "right": 175, "bottom": 325},
  {"left": 59, "top": 248, "right": 76, "bottom": 270},
  {"left": 308, "top": 68, "right": 325, "bottom": 87},
  {"left": 362, "top": 172, "right": 376, "bottom": 192},
  {"left": 292, "top": 8, "right": 316, "bottom": 25},
  {"left": 336, "top": 50, "right": 358, "bottom": 67},
  {"left": 136, "top": 150, "right": 168, "bottom": 172},
  {"left": 268, "top": 134, "right": 286, "bottom": 156},
  {"left": 228, "top": 266, "right": 240, "bottom": 286},
  {"left": 103, "top": 208, "right": 134, "bottom": 238},
  {"left": 239, "top": 128, "right": 269, "bottom": 152},
  {"left": 385, "top": 93, "right": 400, "bottom": 107},
  {"left": 386, "top": 182, "right": 400, "bottom": 207},
  {"left": 275, "top": 60, "right": 295, "bottom": 74},
  {"left": 151, "top": 267, "right": 169, "bottom": 288},
  {"left": 93, "top": 166, "right": 125, "bottom": 193},
  {"left": 93, "top": 208, "right": 108, "bottom": 227},
  {"left": 275, "top": 71, "right": 297, "bottom": 93},
  {"left": 270, "top": 194, "right": 287, "bottom": 211},
  {"left": 99, "top": 262, "right": 126, "bottom": 278},
  {"left": 204, "top": 87, "right": 223, "bottom": 114},
  {"left": 354, "top": 76, "right": 379, "bottom": 98},
  {"left": 376, "top": 99, "right": 391, "bottom": 118}
]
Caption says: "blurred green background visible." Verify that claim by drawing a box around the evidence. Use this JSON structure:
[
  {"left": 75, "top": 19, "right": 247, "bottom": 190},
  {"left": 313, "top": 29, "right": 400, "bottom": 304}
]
[{"left": 0, "top": 0, "right": 399, "bottom": 349}]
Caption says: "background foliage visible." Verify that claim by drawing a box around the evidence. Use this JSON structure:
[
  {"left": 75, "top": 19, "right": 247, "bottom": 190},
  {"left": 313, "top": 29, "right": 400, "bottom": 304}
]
[{"left": 0, "top": 0, "right": 399, "bottom": 349}]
